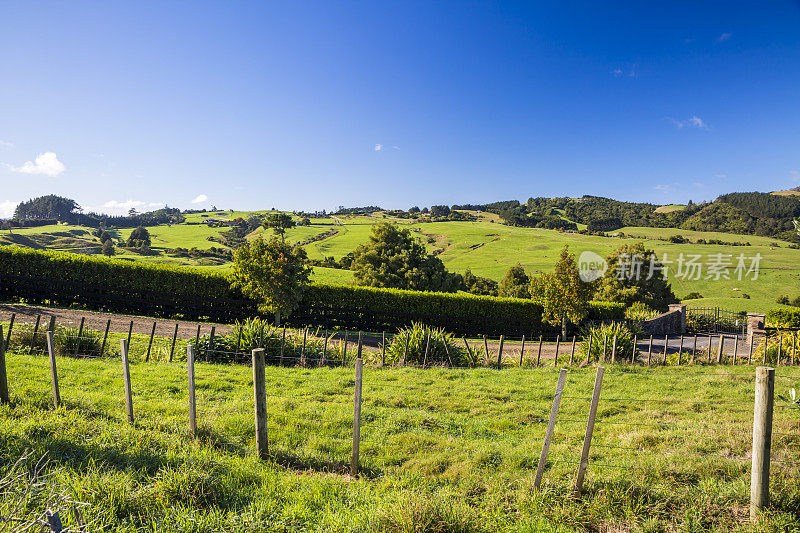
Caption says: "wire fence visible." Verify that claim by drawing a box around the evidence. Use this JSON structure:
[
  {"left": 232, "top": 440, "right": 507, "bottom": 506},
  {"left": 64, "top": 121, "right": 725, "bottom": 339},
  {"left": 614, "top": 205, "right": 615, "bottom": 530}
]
[{"left": 6, "top": 334, "right": 800, "bottom": 493}]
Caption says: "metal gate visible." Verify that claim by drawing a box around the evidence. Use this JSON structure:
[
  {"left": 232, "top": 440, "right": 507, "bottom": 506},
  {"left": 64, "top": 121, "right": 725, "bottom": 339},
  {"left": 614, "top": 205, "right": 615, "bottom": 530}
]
[{"left": 686, "top": 307, "right": 746, "bottom": 335}]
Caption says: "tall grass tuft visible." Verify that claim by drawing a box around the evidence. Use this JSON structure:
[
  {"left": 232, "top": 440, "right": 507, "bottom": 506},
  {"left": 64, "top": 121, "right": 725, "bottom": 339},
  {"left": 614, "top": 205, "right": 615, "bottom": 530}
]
[
  {"left": 384, "top": 322, "right": 466, "bottom": 366},
  {"left": 580, "top": 322, "right": 640, "bottom": 363}
]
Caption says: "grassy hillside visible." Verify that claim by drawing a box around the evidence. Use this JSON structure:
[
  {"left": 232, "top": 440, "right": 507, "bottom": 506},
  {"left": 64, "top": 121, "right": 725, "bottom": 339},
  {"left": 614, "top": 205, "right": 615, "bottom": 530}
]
[
  {"left": 4, "top": 350, "right": 800, "bottom": 531},
  {"left": 3, "top": 211, "right": 799, "bottom": 313}
]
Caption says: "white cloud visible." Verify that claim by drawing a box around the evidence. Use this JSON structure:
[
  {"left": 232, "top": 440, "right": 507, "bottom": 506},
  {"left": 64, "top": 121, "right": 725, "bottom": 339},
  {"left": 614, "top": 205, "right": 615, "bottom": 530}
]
[
  {"left": 373, "top": 144, "right": 383, "bottom": 151},
  {"left": 611, "top": 68, "right": 623, "bottom": 77},
  {"left": 10, "top": 152, "right": 65, "bottom": 177},
  {"left": 668, "top": 116, "right": 709, "bottom": 129},
  {"left": 393, "top": 145, "right": 400, "bottom": 150},
  {"left": 0, "top": 200, "right": 18, "bottom": 219},
  {"left": 191, "top": 194, "right": 208, "bottom": 204},
  {"left": 717, "top": 32, "right": 732, "bottom": 43},
  {"left": 790, "top": 170, "right": 799, "bottom": 182},
  {"left": 84, "top": 199, "right": 166, "bottom": 216},
  {"left": 654, "top": 184, "right": 670, "bottom": 192},
  {"left": 0, "top": 140, "right": 13, "bottom": 148}
]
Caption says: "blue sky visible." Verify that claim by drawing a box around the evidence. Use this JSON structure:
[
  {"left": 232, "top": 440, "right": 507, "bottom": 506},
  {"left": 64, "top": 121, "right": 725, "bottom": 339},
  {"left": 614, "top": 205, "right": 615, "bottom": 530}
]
[{"left": 2, "top": 1, "right": 800, "bottom": 216}]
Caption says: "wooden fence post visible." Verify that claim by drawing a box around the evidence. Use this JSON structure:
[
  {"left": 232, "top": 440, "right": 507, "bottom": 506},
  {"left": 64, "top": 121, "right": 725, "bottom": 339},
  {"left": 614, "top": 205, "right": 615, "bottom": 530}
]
[
  {"left": 534, "top": 368, "right": 568, "bottom": 489},
  {"left": 570, "top": 336, "right": 576, "bottom": 365},
  {"left": 280, "top": 327, "right": 286, "bottom": 365},
  {"left": 663, "top": 335, "right": 669, "bottom": 364},
  {"left": 46, "top": 331, "right": 60, "bottom": 408},
  {"left": 127, "top": 321, "right": 134, "bottom": 355},
  {"left": 610, "top": 335, "right": 617, "bottom": 364},
  {"left": 537, "top": 336, "right": 543, "bottom": 366},
  {"left": 0, "top": 326, "right": 8, "bottom": 404},
  {"left": 483, "top": 335, "right": 490, "bottom": 366},
  {"left": 187, "top": 344, "right": 197, "bottom": 436},
  {"left": 750, "top": 366, "right": 775, "bottom": 521},
  {"left": 381, "top": 332, "right": 386, "bottom": 367},
  {"left": 574, "top": 366, "right": 605, "bottom": 497},
  {"left": 76, "top": 317, "right": 85, "bottom": 356},
  {"left": 207, "top": 326, "right": 216, "bottom": 362},
  {"left": 733, "top": 335, "right": 739, "bottom": 364},
  {"left": 146, "top": 321, "right": 156, "bottom": 362},
  {"left": 100, "top": 319, "right": 111, "bottom": 358},
  {"left": 322, "top": 330, "right": 329, "bottom": 366},
  {"left": 4, "top": 313, "right": 14, "bottom": 353},
  {"left": 631, "top": 335, "right": 637, "bottom": 363},
  {"left": 717, "top": 335, "right": 725, "bottom": 364},
  {"left": 170, "top": 323, "right": 179, "bottom": 362},
  {"left": 301, "top": 327, "right": 308, "bottom": 366},
  {"left": 351, "top": 358, "right": 363, "bottom": 476},
  {"left": 235, "top": 325, "right": 242, "bottom": 354},
  {"left": 29, "top": 314, "right": 41, "bottom": 355},
  {"left": 692, "top": 334, "right": 698, "bottom": 364},
  {"left": 497, "top": 335, "right": 504, "bottom": 369},
  {"left": 343, "top": 330, "right": 349, "bottom": 360},
  {"left": 357, "top": 331, "right": 363, "bottom": 360},
  {"left": 748, "top": 333, "right": 754, "bottom": 365},
  {"left": 602, "top": 333, "right": 607, "bottom": 362},
  {"left": 678, "top": 335, "right": 684, "bottom": 365},
  {"left": 120, "top": 339, "right": 134, "bottom": 423},
  {"left": 647, "top": 335, "right": 653, "bottom": 365},
  {"left": 519, "top": 335, "right": 526, "bottom": 367},
  {"left": 48, "top": 315, "right": 56, "bottom": 334},
  {"left": 554, "top": 335, "right": 561, "bottom": 366},
  {"left": 793, "top": 332, "right": 797, "bottom": 366},
  {"left": 252, "top": 348, "right": 268, "bottom": 459}
]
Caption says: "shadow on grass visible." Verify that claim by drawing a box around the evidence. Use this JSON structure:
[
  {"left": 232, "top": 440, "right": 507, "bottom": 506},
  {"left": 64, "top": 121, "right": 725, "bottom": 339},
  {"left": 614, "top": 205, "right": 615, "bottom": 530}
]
[
  {"left": 270, "top": 449, "right": 383, "bottom": 479},
  {"left": 197, "top": 425, "right": 248, "bottom": 457}
]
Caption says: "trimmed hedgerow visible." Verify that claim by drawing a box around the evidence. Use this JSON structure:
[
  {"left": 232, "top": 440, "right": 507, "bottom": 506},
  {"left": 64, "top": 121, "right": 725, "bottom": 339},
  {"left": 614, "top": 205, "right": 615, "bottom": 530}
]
[{"left": 767, "top": 307, "right": 800, "bottom": 328}]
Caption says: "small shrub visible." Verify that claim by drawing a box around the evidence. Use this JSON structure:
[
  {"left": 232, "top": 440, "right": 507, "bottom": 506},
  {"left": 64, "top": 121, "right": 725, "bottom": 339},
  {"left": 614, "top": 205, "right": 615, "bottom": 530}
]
[
  {"left": 777, "top": 295, "right": 791, "bottom": 305},
  {"left": 683, "top": 292, "right": 703, "bottom": 300},
  {"left": 625, "top": 302, "right": 659, "bottom": 321},
  {"left": 55, "top": 325, "right": 103, "bottom": 357},
  {"left": 580, "top": 322, "right": 641, "bottom": 363},
  {"left": 384, "top": 322, "right": 466, "bottom": 366}
]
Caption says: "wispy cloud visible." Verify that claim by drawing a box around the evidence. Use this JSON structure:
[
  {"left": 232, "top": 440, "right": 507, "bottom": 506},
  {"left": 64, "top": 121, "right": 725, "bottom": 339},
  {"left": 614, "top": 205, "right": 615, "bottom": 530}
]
[
  {"left": 654, "top": 184, "right": 670, "bottom": 192},
  {"left": 9, "top": 151, "right": 65, "bottom": 177},
  {"left": 0, "top": 200, "right": 18, "bottom": 219},
  {"left": 373, "top": 144, "right": 383, "bottom": 152},
  {"left": 392, "top": 145, "right": 400, "bottom": 151},
  {"left": 611, "top": 64, "right": 637, "bottom": 78},
  {"left": 716, "top": 32, "right": 732, "bottom": 43},
  {"left": 668, "top": 115, "right": 709, "bottom": 130},
  {"left": 791, "top": 170, "right": 799, "bottom": 182},
  {"left": 191, "top": 194, "right": 208, "bottom": 204},
  {"left": 0, "top": 140, "right": 13, "bottom": 148}
]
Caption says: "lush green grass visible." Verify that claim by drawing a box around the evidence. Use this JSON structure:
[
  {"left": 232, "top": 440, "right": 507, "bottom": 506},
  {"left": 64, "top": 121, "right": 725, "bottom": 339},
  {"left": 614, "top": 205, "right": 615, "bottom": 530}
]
[
  {"left": 2, "top": 349, "right": 800, "bottom": 531},
  {"left": 4, "top": 213, "right": 800, "bottom": 313}
]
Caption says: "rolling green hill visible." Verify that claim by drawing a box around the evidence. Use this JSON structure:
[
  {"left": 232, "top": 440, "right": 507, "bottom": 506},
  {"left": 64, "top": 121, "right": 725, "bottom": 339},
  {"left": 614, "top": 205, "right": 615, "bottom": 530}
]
[{"left": 2, "top": 210, "right": 799, "bottom": 313}]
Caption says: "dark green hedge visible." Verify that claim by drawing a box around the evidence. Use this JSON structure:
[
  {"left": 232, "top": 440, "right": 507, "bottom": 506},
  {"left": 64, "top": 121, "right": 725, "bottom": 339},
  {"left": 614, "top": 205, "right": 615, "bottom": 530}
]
[
  {"left": 0, "top": 246, "right": 614, "bottom": 336},
  {"left": 586, "top": 301, "right": 626, "bottom": 320},
  {"left": 767, "top": 307, "right": 800, "bottom": 328}
]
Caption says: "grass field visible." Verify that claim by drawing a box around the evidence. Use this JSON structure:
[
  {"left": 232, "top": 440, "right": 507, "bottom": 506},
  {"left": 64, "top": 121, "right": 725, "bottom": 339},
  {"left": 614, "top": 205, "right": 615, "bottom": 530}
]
[
  {"left": 3, "top": 211, "right": 799, "bottom": 313},
  {"left": 2, "top": 349, "right": 800, "bottom": 532}
]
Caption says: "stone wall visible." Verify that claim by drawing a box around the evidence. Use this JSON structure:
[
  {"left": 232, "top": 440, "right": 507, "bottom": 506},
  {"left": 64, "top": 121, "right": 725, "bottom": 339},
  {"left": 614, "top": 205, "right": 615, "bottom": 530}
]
[{"left": 641, "top": 304, "right": 686, "bottom": 336}]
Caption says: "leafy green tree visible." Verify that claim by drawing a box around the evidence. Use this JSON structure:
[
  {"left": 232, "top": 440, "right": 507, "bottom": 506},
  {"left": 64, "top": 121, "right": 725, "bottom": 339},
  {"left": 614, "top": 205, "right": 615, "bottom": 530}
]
[
  {"left": 126, "top": 226, "right": 151, "bottom": 247},
  {"left": 462, "top": 268, "right": 499, "bottom": 296},
  {"left": 530, "top": 245, "right": 591, "bottom": 336},
  {"left": 231, "top": 237, "right": 312, "bottom": 325},
  {"left": 101, "top": 240, "right": 115, "bottom": 256},
  {"left": 593, "top": 242, "right": 677, "bottom": 311},
  {"left": 351, "top": 222, "right": 461, "bottom": 292},
  {"left": 99, "top": 231, "right": 113, "bottom": 244},
  {"left": 498, "top": 263, "right": 530, "bottom": 298},
  {"left": 263, "top": 213, "right": 295, "bottom": 241}
]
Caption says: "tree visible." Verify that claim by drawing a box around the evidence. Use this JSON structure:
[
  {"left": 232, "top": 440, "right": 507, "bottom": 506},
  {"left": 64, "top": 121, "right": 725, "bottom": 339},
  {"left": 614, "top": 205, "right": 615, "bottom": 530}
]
[
  {"left": 462, "top": 267, "right": 498, "bottom": 296},
  {"left": 498, "top": 263, "right": 530, "bottom": 298},
  {"left": 263, "top": 213, "right": 296, "bottom": 242},
  {"left": 350, "top": 222, "right": 461, "bottom": 292},
  {"left": 530, "top": 245, "right": 591, "bottom": 336},
  {"left": 231, "top": 237, "right": 312, "bottom": 325},
  {"left": 126, "top": 226, "right": 151, "bottom": 248},
  {"left": 430, "top": 205, "right": 451, "bottom": 218},
  {"left": 101, "top": 240, "right": 115, "bottom": 256},
  {"left": 593, "top": 242, "right": 677, "bottom": 311},
  {"left": 99, "top": 231, "right": 113, "bottom": 244},
  {"left": 14, "top": 195, "right": 80, "bottom": 220}
]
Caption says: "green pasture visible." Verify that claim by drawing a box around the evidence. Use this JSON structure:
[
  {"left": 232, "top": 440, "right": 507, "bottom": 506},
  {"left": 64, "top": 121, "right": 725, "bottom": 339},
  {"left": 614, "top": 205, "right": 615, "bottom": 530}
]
[
  {"left": 3, "top": 213, "right": 799, "bottom": 313},
  {"left": 2, "top": 350, "right": 799, "bottom": 531}
]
